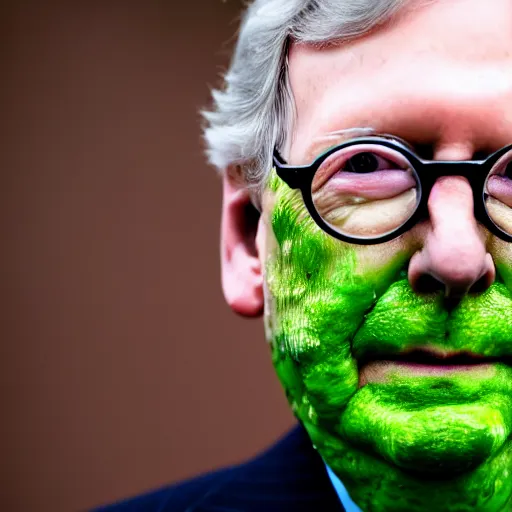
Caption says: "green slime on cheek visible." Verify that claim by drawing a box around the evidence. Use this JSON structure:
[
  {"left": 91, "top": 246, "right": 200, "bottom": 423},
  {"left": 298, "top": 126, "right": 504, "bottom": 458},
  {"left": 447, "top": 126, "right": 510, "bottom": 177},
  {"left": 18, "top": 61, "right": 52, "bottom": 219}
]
[{"left": 264, "top": 170, "right": 512, "bottom": 511}]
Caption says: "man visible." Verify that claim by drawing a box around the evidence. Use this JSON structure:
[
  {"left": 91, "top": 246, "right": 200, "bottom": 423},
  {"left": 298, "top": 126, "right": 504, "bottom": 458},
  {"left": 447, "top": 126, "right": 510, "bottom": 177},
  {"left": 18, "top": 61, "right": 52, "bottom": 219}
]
[{"left": 97, "top": 0, "right": 512, "bottom": 510}]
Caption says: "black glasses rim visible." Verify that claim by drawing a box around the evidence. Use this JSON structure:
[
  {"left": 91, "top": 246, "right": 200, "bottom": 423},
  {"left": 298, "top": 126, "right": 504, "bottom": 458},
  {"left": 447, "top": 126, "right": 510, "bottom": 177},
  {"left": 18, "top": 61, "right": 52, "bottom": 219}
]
[
  {"left": 272, "top": 137, "right": 512, "bottom": 245},
  {"left": 273, "top": 136, "right": 512, "bottom": 170}
]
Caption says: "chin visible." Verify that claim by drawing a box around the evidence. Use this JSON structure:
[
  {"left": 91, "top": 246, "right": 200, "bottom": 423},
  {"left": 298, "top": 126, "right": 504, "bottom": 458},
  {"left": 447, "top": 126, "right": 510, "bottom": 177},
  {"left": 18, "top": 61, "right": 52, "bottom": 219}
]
[{"left": 301, "top": 416, "right": 512, "bottom": 512}]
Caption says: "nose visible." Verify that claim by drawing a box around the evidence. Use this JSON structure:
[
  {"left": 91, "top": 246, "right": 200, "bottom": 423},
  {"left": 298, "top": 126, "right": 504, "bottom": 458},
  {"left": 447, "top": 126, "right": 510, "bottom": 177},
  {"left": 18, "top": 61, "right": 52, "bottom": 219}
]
[{"left": 408, "top": 175, "right": 495, "bottom": 299}]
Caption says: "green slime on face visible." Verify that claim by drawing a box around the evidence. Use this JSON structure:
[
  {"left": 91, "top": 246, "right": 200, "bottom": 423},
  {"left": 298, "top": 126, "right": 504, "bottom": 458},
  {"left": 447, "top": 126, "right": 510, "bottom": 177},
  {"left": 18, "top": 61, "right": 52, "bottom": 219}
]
[{"left": 264, "top": 170, "right": 512, "bottom": 511}]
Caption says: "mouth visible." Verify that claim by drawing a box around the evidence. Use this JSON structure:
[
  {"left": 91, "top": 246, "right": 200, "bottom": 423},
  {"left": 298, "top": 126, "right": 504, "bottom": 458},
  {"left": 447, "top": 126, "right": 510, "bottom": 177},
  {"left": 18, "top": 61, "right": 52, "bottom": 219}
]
[{"left": 357, "top": 348, "right": 511, "bottom": 385}]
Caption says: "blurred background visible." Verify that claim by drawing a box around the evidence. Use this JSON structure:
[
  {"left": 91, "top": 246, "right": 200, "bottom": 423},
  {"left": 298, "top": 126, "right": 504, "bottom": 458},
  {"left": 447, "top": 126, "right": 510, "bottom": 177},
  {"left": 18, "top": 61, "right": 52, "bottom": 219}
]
[{"left": 2, "top": 2, "right": 294, "bottom": 510}]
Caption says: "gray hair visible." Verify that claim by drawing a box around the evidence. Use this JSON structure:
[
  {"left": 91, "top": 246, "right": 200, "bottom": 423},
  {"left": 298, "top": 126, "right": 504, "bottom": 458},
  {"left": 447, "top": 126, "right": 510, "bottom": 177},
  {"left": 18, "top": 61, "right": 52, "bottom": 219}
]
[{"left": 202, "top": 0, "right": 408, "bottom": 204}]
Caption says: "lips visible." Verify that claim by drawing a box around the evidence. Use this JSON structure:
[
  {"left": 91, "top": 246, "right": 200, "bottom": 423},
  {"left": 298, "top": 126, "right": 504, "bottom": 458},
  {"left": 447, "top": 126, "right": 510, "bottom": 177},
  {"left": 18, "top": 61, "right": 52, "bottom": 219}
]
[
  {"left": 357, "top": 347, "right": 512, "bottom": 374},
  {"left": 357, "top": 348, "right": 510, "bottom": 386},
  {"left": 386, "top": 348, "right": 506, "bottom": 365}
]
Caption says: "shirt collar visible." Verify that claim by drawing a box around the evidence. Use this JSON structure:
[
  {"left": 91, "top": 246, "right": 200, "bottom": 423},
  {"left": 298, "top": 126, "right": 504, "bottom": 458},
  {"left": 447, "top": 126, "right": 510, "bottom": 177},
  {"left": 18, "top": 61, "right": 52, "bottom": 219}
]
[{"left": 324, "top": 461, "right": 362, "bottom": 512}]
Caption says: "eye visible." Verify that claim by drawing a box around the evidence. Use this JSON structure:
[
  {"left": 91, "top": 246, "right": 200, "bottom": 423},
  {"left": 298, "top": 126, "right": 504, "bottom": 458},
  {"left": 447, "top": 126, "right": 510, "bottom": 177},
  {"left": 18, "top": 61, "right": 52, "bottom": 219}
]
[
  {"left": 312, "top": 144, "right": 414, "bottom": 193},
  {"left": 345, "top": 152, "right": 393, "bottom": 173},
  {"left": 484, "top": 149, "right": 512, "bottom": 233},
  {"left": 310, "top": 143, "right": 421, "bottom": 239},
  {"left": 505, "top": 162, "right": 512, "bottom": 179}
]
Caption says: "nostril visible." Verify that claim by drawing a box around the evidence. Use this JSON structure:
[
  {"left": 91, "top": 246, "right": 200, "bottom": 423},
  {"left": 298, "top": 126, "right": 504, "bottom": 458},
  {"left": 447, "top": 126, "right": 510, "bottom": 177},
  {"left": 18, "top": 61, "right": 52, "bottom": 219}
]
[
  {"left": 407, "top": 248, "right": 495, "bottom": 302},
  {"left": 412, "top": 268, "right": 493, "bottom": 299},
  {"left": 413, "top": 274, "right": 465, "bottom": 311},
  {"left": 469, "top": 273, "right": 490, "bottom": 295},
  {"left": 414, "top": 274, "right": 444, "bottom": 294}
]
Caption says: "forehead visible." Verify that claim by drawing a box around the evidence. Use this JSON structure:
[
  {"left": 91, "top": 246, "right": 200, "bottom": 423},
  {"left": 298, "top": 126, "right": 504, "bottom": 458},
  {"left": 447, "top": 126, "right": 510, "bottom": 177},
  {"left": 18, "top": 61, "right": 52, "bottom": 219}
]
[{"left": 287, "top": 0, "right": 512, "bottom": 164}]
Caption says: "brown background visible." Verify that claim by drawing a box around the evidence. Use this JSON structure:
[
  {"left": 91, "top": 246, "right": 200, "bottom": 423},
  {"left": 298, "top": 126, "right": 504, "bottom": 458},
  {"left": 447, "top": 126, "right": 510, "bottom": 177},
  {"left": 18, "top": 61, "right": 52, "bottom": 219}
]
[{"left": 2, "top": 3, "right": 294, "bottom": 511}]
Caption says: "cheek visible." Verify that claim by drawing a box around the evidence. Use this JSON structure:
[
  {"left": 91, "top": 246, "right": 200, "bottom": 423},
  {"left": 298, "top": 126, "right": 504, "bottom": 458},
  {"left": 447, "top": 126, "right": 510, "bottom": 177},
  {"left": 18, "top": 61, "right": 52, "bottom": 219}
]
[
  {"left": 264, "top": 244, "right": 365, "bottom": 429},
  {"left": 351, "top": 235, "right": 415, "bottom": 298},
  {"left": 489, "top": 237, "right": 512, "bottom": 287},
  {"left": 261, "top": 188, "right": 408, "bottom": 430}
]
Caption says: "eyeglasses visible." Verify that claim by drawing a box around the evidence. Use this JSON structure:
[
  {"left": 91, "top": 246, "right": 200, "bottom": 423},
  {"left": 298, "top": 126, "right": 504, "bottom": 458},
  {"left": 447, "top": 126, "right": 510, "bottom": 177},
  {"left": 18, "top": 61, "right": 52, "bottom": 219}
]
[{"left": 273, "top": 137, "right": 512, "bottom": 245}]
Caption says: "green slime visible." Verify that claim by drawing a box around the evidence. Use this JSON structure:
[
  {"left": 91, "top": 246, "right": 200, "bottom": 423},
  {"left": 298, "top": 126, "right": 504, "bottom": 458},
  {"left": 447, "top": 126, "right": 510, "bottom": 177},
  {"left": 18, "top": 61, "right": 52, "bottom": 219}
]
[{"left": 264, "top": 170, "right": 512, "bottom": 511}]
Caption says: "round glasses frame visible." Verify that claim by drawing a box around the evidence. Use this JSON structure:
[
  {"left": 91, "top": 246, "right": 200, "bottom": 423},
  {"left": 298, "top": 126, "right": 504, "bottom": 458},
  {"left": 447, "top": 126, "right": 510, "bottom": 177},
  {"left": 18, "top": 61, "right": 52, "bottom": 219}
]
[{"left": 273, "top": 137, "right": 512, "bottom": 245}]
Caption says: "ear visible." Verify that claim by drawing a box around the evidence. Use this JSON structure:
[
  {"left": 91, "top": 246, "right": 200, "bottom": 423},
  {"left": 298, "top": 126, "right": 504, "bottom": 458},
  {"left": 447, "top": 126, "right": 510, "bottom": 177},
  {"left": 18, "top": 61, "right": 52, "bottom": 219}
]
[{"left": 221, "top": 168, "right": 264, "bottom": 317}]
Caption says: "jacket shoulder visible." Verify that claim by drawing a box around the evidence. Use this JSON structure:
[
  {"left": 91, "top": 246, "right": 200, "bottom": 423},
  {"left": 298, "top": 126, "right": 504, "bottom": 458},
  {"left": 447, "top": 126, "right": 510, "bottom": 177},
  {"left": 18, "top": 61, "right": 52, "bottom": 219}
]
[
  {"left": 92, "top": 425, "right": 342, "bottom": 512},
  {"left": 93, "top": 465, "right": 237, "bottom": 512}
]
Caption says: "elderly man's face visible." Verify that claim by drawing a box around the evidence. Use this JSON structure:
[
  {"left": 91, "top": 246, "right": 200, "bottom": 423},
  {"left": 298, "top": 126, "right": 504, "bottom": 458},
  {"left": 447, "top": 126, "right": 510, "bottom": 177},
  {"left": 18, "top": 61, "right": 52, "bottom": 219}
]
[{"left": 222, "top": 0, "right": 512, "bottom": 510}]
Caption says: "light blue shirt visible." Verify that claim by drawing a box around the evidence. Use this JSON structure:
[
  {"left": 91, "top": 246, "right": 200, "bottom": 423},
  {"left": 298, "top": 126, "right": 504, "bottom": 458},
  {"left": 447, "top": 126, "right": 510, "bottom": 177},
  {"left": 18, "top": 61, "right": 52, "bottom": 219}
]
[{"left": 324, "top": 462, "right": 362, "bottom": 512}]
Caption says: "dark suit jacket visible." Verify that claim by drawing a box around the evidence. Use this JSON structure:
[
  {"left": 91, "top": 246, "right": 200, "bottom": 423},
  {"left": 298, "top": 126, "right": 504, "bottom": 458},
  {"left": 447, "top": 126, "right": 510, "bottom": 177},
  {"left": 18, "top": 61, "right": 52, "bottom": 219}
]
[{"left": 94, "top": 424, "right": 345, "bottom": 511}]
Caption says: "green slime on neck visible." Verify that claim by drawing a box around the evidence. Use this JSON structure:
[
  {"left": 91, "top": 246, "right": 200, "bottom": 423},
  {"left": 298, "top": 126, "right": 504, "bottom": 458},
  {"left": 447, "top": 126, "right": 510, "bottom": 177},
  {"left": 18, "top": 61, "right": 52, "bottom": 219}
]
[{"left": 264, "top": 170, "right": 512, "bottom": 511}]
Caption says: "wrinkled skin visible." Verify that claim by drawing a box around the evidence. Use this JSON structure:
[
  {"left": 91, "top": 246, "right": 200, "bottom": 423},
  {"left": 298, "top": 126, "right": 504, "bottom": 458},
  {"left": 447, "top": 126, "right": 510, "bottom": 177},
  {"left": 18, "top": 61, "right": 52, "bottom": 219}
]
[
  {"left": 221, "top": 0, "right": 512, "bottom": 510},
  {"left": 262, "top": 171, "right": 512, "bottom": 511}
]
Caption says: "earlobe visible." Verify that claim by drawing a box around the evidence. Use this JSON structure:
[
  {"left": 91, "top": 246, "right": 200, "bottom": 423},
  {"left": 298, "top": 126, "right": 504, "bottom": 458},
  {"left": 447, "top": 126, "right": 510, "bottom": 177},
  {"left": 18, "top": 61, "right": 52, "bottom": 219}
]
[{"left": 220, "top": 171, "right": 264, "bottom": 317}]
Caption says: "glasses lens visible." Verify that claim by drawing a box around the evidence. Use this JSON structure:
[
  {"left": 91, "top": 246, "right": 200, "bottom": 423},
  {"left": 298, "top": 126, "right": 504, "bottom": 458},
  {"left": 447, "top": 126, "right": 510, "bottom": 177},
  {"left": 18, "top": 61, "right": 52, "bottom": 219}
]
[
  {"left": 311, "top": 144, "right": 420, "bottom": 239},
  {"left": 485, "top": 149, "right": 512, "bottom": 235}
]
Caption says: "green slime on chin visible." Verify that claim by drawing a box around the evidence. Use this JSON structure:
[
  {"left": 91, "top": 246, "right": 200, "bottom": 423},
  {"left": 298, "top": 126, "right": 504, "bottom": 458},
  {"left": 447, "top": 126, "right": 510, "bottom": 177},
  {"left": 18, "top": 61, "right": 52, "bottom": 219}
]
[{"left": 265, "top": 170, "right": 512, "bottom": 511}]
